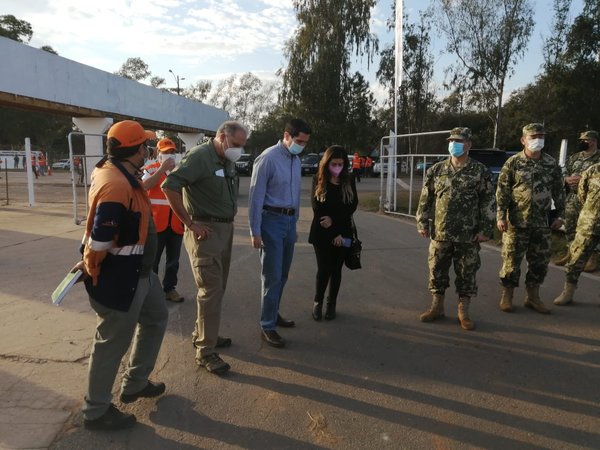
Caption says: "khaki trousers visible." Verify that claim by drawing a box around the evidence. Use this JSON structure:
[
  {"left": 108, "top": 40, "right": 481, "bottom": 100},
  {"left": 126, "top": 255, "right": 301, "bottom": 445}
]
[{"left": 184, "top": 221, "right": 233, "bottom": 359}]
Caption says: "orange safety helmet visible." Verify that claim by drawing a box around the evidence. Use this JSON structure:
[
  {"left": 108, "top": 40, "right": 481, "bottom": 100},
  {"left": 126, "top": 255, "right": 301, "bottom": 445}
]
[{"left": 157, "top": 138, "right": 177, "bottom": 152}]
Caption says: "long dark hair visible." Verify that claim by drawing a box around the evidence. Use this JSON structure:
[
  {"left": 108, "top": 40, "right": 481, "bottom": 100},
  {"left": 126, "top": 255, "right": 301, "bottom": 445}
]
[{"left": 314, "top": 145, "right": 353, "bottom": 204}]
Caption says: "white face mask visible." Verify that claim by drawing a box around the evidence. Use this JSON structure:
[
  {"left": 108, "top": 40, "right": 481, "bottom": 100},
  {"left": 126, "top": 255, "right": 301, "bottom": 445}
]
[
  {"left": 225, "top": 147, "right": 243, "bottom": 162},
  {"left": 527, "top": 138, "right": 544, "bottom": 152},
  {"left": 224, "top": 136, "right": 243, "bottom": 162}
]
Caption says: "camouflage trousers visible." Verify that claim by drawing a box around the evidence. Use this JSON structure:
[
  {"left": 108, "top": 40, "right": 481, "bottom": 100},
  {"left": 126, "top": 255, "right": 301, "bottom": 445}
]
[
  {"left": 565, "top": 231, "right": 600, "bottom": 284},
  {"left": 564, "top": 193, "right": 581, "bottom": 243},
  {"left": 427, "top": 240, "right": 481, "bottom": 296},
  {"left": 499, "top": 227, "right": 551, "bottom": 287}
]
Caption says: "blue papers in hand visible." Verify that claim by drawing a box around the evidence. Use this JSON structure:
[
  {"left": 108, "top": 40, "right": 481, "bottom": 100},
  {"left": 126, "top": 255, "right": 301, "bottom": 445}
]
[{"left": 51, "top": 270, "right": 83, "bottom": 305}]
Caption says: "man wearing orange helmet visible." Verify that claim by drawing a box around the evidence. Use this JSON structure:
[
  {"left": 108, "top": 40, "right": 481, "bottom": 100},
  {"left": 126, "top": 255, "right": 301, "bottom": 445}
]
[
  {"left": 142, "top": 138, "right": 185, "bottom": 303},
  {"left": 73, "top": 120, "right": 168, "bottom": 431}
]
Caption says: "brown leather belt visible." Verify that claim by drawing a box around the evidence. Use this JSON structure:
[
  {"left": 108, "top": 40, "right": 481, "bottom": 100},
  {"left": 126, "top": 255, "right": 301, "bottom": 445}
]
[
  {"left": 193, "top": 216, "right": 234, "bottom": 223},
  {"left": 263, "top": 205, "right": 295, "bottom": 216}
]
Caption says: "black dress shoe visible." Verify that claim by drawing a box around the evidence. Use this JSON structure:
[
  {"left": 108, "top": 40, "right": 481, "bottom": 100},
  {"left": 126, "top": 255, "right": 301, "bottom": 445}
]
[
  {"left": 324, "top": 303, "right": 336, "bottom": 320},
  {"left": 216, "top": 336, "right": 232, "bottom": 348},
  {"left": 120, "top": 381, "right": 166, "bottom": 404},
  {"left": 261, "top": 329, "right": 286, "bottom": 348},
  {"left": 276, "top": 314, "right": 295, "bottom": 328},
  {"left": 84, "top": 404, "right": 137, "bottom": 430},
  {"left": 312, "top": 302, "right": 322, "bottom": 321}
]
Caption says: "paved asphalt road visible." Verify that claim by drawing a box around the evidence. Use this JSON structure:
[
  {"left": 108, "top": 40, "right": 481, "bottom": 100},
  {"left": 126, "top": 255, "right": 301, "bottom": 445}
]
[{"left": 0, "top": 172, "right": 598, "bottom": 449}]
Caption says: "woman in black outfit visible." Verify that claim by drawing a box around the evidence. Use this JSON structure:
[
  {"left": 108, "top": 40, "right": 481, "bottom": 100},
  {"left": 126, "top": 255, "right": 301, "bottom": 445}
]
[{"left": 308, "top": 145, "right": 358, "bottom": 321}]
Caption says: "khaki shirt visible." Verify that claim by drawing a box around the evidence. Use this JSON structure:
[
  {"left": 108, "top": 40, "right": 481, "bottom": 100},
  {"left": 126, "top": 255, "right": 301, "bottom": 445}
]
[{"left": 161, "top": 139, "right": 239, "bottom": 218}]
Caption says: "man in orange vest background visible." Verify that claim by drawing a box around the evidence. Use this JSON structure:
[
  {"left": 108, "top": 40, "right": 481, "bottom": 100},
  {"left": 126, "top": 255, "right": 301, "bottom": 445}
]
[
  {"left": 352, "top": 151, "right": 362, "bottom": 183},
  {"left": 142, "top": 138, "right": 185, "bottom": 302}
]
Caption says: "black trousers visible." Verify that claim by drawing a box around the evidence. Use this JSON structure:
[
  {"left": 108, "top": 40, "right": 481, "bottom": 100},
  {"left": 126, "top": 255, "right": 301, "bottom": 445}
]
[{"left": 313, "top": 243, "right": 346, "bottom": 304}]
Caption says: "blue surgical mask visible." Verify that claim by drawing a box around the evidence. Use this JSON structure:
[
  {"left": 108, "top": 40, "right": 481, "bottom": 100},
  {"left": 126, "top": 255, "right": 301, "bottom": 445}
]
[
  {"left": 448, "top": 141, "right": 464, "bottom": 157},
  {"left": 288, "top": 142, "right": 305, "bottom": 155}
]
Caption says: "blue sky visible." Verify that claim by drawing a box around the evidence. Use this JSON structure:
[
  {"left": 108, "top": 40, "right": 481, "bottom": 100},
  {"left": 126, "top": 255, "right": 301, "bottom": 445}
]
[{"left": 0, "top": 0, "right": 585, "bottom": 104}]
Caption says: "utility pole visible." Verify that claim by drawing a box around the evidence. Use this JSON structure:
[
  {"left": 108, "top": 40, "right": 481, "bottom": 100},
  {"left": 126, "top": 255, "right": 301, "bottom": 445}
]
[{"left": 168, "top": 69, "right": 185, "bottom": 96}]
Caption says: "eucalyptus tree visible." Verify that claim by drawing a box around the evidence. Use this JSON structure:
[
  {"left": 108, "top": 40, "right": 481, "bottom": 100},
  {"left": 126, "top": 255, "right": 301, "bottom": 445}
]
[
  {"left": 435, "top": 0, "right": 534, "bottom": 147},
  {"left": 377, "top": 8, "right": 437, "bottom": 153},
  {"left": 280, "top": 0, "right": 378, "bottom": 150}
]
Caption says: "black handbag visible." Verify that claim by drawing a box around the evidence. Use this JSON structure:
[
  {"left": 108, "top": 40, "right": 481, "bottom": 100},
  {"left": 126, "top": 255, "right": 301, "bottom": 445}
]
[{"left": 344, "top": 217, "right": 362, "bottom": 270}]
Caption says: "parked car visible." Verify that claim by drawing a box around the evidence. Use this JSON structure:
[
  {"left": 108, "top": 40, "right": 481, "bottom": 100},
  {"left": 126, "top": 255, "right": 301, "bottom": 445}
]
[
  {"left": 416, "top": 156, "right": 446, "bottom": 174},
  {"left": 235, "top": 153, "right": 254, "bottom": 175},
  {"left": 52, "top": 159, "right": 70, "bottom": 170},
  {"left": 468, "top": 148, "right": 508, "bottom": 185},
  {"left": 301, "top": 153, "right": 321, "bottom": 176}
]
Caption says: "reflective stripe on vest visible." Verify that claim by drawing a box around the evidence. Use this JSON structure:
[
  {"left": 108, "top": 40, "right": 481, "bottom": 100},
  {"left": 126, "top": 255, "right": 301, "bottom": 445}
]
[
  {"left": 150, "top": 198, "right": 170, "bottom": 206},
  {"left": 108, "top": 244, "right": 144, "bottom": 256}
]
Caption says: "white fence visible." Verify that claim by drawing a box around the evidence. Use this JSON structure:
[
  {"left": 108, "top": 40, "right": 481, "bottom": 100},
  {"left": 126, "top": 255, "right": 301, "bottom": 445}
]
[{"left": 378, "top": 130, "right": 451, "bottom": 217}]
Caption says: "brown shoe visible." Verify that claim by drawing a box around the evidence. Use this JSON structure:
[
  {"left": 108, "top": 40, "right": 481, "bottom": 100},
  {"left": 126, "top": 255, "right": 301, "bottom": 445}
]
[
  {"left": 499, "top": 287, "right": 515, "bottom": 312},
  {"left": 457, "top": 296, "right": 475, "bottom": 331},
  {"left": 197, "top": 353, "right": 230, "bottom": 375},
  {"left": 554, "top": 253, "right": 570, "bottom": 266},
  {"left": 420, "top": 293, "right": 445, "bottom": 322},
  {"left": 165, "top": 289, "right": 184, "bottom": 303},
  {"left": 524, "top": 285, "right": 551, "bottom": 314},
  {"left": 583, "top": 252, "right": 598, "bottom": 272}
]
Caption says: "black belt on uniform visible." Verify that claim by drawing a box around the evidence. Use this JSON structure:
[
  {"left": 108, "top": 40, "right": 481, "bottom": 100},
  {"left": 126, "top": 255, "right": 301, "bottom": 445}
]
[
  {"left": 263, "top": 205, "right": 295, "bottom": 216},
  {"left": 193, "top": 216, "right": 234, "bottom": 223}
]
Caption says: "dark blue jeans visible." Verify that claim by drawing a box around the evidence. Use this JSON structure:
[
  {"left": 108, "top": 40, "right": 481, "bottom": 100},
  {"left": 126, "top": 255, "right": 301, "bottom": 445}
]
[{"left": 153, "top": 226, "right": 183, "bottom": 293}]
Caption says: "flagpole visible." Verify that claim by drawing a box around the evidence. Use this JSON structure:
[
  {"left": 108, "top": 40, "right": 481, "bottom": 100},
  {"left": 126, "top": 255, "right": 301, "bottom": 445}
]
[
  {"left": 394, "top": 0, "right": 402, "bottom": 141},
  {"left": 391, "top": 0, "right": 403, "bottom": 211}
]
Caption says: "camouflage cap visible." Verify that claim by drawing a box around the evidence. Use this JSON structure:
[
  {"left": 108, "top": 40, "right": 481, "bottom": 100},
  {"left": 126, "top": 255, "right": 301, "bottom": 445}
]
[
  {"left": 578, "top": 130, "right": 598, "bottom": 140},
  {"left": 447, "top": 127, "right": 472, "bottom": 141},
  {"left": 522, "top": 123, "right": 545, "bottom": 136}
]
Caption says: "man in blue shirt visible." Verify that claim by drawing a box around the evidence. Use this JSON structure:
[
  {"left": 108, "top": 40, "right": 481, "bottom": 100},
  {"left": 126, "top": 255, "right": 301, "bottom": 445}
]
[{"left": 248, "top": 119, "right": 312, "bottom": 347}]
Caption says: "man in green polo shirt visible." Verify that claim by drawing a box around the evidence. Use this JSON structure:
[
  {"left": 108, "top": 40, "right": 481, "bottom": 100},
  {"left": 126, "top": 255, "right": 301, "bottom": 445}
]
[{"left": 162, "top": 120, "right": 248, "bottom": 375}]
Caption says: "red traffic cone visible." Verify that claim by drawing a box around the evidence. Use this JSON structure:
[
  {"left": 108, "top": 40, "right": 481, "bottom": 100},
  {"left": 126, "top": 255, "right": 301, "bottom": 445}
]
[{"left": 48, "top": 166, "right": 52, "bottom": 176}]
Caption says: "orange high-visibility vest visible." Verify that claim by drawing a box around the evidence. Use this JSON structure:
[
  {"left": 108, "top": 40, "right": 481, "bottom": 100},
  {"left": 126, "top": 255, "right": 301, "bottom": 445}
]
[
  {"left": 143, "top": 161, "right": 184, "bottom": 234},
  {"left": 352, "top": 155, "right": 361, "bottom": 169}
]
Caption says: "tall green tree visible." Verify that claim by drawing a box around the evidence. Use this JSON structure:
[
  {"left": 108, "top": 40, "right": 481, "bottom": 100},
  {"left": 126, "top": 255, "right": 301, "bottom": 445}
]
[
  {"left": 182, "top": 80, "right": 212, "bottom": 103},
  {"left": 280, "top": 0, "right": 378, "bottom": 150},
  {"left": 435, "top": 0, "right": 534, "bottom": 147},
  {"left": 501, "top": 0, "right": 600, "bottom": 151},
  {"left": 377, "top": 8, "right": 437, "bottom": 153},
  {"left": 209, "top": 73, "right": 278, "bottom": 130}
]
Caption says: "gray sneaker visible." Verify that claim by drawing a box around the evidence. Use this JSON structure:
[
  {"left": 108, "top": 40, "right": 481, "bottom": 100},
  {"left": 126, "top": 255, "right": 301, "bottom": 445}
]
[{"left": 197, "top": 353, "right": 230, "bottom": 375}]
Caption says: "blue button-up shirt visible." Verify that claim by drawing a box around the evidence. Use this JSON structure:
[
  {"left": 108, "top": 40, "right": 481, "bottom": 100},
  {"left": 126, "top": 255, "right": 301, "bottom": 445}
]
[{"left": 248, "top": 140, "right": 301, "bottom": 236}]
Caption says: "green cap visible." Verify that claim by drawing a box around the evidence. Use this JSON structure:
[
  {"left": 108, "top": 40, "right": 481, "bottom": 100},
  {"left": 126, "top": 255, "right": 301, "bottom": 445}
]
[
  {"left": 579, "top": 130, "right": 598, "bottom": 140},
  {"left": 522, "top": 123, "right": 545, "bottom": 136},
  {"left": 447, "top": 127, "right": 472, "bottom": 141}
]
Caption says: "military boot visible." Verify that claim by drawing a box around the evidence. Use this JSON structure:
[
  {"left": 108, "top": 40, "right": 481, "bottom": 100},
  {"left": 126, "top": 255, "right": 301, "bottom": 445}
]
[
  {"left": 553, "top": 282, "right": 577, "bottom": 306},
  {"left": 524, "top": 285, "right": 551, "bottom": 314},
  {"left": 457, "top": 296, "right": 475, "bottom": 330},
  {"left": 583, "top": 252, "right": 598, "bottom": 272},
  {"left": 420, "top": 293, "right": 445, "bottom": 322},
  {"left": 499, "top": 287, "right": 515, "bottom": 312},
  {"left": 554, "top": 252, "right": 570, "bottom": 266}
]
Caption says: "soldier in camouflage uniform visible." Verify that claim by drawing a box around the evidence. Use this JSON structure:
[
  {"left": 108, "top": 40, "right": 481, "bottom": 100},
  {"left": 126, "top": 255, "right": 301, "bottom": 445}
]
[
  {"left": 416, "top": 127, "right": 495, "bottom": 330},
  {"left": 496, "top": 123, "right": 565, "bottom": 314},
  {"left": 553, "top": 161, "right": 600, "bottom": 306},
  {"left": 555, "top": 130, "right": 600, "bottom": 270}
]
